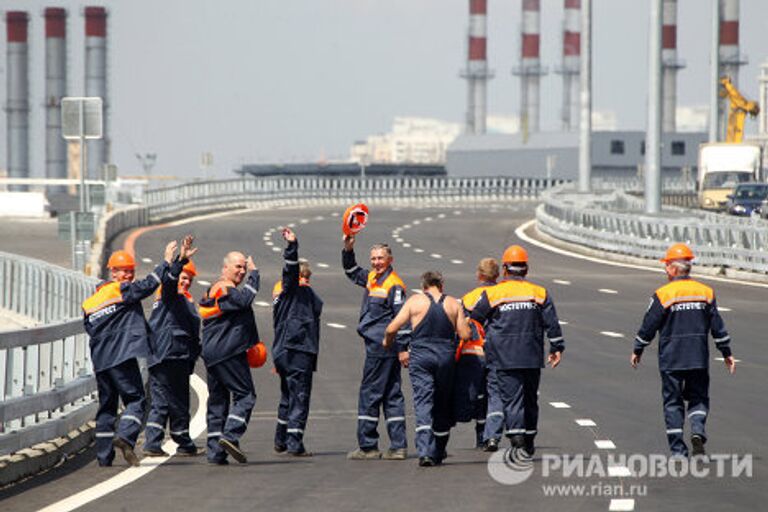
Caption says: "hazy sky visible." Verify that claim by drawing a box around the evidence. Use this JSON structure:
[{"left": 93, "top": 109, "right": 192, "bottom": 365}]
[{"left": 2, "top": 0, "right": 768, "bottom": 179}]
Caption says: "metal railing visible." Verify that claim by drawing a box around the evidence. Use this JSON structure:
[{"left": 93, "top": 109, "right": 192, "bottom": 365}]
[
  {"left": 0, "top": 251, "right": 98, "bottom": 455},
  {"left": 537, "top": 185, "right": 768, "bottom": 274}
]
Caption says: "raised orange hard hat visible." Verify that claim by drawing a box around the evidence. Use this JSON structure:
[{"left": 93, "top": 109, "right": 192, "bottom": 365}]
[
  {"left": 342, "top": 203, "right": 369, "bottom": 236},
  {"left": 246, "top": 342, "right": 268, "bottom": 368},
  {"left": 502, "top": 245, "right": 528, "bottom": 264},
  {"left": 182, "top": 259, "right": 197, "bottom": 277},
  {"left": 660, "top": 243, "right": 695, "bottom": 263},
  {"left": 107, "top": 250, "right": 136, "bottom": 270}
]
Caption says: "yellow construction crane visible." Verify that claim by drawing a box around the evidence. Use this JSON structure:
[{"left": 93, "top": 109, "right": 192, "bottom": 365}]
[{"left": 720, "top": 76, "right": 760, "bottom": 143}]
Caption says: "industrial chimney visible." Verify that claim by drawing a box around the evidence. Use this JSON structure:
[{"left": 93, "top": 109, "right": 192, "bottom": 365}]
[
  {"left": 557, "top": 0, "right": 580, "bottom": 131},
  {"left": 513, "top": 0, "right": 547, "bottom": 135},
  {"left": 45, "top": 8, "right": 68, "bottom": 193},
  {"left": 5, "top": 12, "right": 30, "bottom": 191},
  {"left": 461, "top": 0, "right": 493, "bottom": 134},
  {"left": 662, "top": 0, "right": 684, "bottom": 132},
  {"left": 84, "top": 6, "right": 108, "bottom": 179}
]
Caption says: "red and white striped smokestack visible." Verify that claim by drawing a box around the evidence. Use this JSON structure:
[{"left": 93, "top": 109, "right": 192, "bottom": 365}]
[
  {"left": 45, "top": 8, "right": 68, "bottom": 192},
  {"left": 462, "top": 0, "right": 493, "bottom": 134},
  {"left": 514, "top": 0, "right": 546, "bottom": 134},
  {"left": 558, "top": 0, "right": 581, "bottom": 131},
  {"left": 85, "top": 6, "right": 109, "bottom": 179},
  {"left": 662, "top": 0, "right": 684, "bottom": 132},
  {"left": 718, "top": 0, "right": 745, "bottom": 138},
  {"left": 6, "top": 11, "right": 30, "bottom": 191}
]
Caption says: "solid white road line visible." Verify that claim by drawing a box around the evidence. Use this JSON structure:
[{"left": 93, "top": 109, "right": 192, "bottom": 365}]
[
  {"left": 575, "top": 419, "right": 597, "bottom": 427},
  {"left": 594, "top": 440, "right": 617, "bottom": 449},
  {"left": 598, "top": 288, "right": 619, "bottom": 294},
  {"left": 549, "top": 402, "right": 571, "bottom": 409},
  {"left": 327, "top": 323, "right": 346, "bottom": 329},
  {"left": 609, "top": 498, "right": 636, "bottom": 511},
  {"left": 553, "top": 279, "right": 571, "bottom": 285},
  {"left": 37, "top": 375, "right": 209, "bottom": 512},
  {"left": 515, "top": 219, "right": 768, "bottom": 289},
  {"left": 600, "top": 331, "right": 625, "bottom": 338}
]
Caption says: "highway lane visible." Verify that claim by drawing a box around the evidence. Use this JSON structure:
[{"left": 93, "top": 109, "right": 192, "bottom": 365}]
[{"left": 2, "top": 202, "right": 765, "bottom": 511}]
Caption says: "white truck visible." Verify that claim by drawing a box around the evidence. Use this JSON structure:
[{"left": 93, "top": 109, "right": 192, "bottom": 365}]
[{"left": 698, "top": 142, "right": 763, "bottom": 210}]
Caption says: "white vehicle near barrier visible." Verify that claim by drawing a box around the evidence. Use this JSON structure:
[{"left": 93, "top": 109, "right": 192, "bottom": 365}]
[{"left": 698, "top": 143, "right": 763, "bottom": 211}]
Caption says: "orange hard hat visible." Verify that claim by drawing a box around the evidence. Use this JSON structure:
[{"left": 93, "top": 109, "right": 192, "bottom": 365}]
[
  {"left": 342, "top": 203, "right": 369, "bottom": 236},
  {"left": 660, "top": 243, "right": 694, "bottom": 263},
  {"left": 502, "top": 245, "right": 528, "bottom": 264},
  {"left": 246, "top": 342, "right": 268, "bottom": 368},
  {"left": 182, "top": 259, "right": 197, "bottom": 277},
  {"left": 108, "top": 250, "right": 136, "bottom": 270}
]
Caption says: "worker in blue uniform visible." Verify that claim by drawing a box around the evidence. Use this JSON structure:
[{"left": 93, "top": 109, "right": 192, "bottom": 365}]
[
  {"left": 453, "top": 257, "right": 503, "bottom": 451},
  {"left": 342, "top": 236, "right": 410, "bottom": 460},
  {"left": 272, "top": 227, "right": 323, "bottom": 456},
  {"left": 385, "top": 271, "right": 470, "bottom": 466},
  {"left": 144, "top": 235, "right": 202, "bottom": 457},
  {"left": 471, "top": 245, "right": 564, "bottom": 460},
  {"left": 199, "top": 250, "right": 260, "bottom": 465},
  {"left": 632, "top": 243, "right": 735, "bottom": 457},
  {"left": 82, "top": 243, "right": 174, "bottom": 467}
]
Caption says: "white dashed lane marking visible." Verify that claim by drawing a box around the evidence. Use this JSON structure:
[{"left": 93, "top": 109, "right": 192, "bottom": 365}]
[
  {"left": 331, "top": 212, "right": 339, "bottom": 217},
  {"left": 272, "top": 247, "right": 281, "bottom": 252},
  {"left": 288, "top": 223, "right": 296, "bottom": 228},
  {"left": 715, "top": 356, "right": 741, "bottom": 363},
  {"left": 598, "top": 288, "right": 619, "bottom": 294},
  {"left": 254, "top": 301, "right": 271, "bottom": 308},
  {"left": 575, "top": 419, "right": 596, "bottom": 427},
  {"left": 718, "top": 307, "right": 732, "bottom": 312},
  {"left": 553, "top": 279, "right": 571, "bottom": 285},
  {"left": 450, "top": 259, "right": 464, "bottom": 265},
  {"left": 326, "top": 323, "right": 346, "bottom": 329},
  {"left": 558, "top": 320, "right": 569, "bottom": 325},
  {"left": 549, "top": 402, "right": 571, "bottom": 409},
  {"left": 141, "top": 258, "right": 153, "bottom": 264},
  {"left": 600, "top": 331, "right": 625, "bottom": 338},
  {"left": 437, "top": 213, "right": 446, "bottom": 219},
  {"left": 265, "top": 242, "right": 274, "bottom": 246},
  {"left": 594, "top": 440, "right": 617, "bottom": 449},
  {"left": 430, "top": 253, "right": 442, "bottom": 259},
  {"left": 197, "top": 280, "right": 211, "bottom": 286},
  {"left": 300, "top": 219, "right": 309, "bottom": 224},
  {"left": 607, "top": 466, "right": 632, "bottom": 477},
  {"left": 414, "top": 248, "right": 424, "bottom": 253},
  {"left": 316, "top": 263, "right": 330, "bottom": 269},
  {"left": 609, "top": 498, "right": 636, "bottom": 511},
  {"left": 403, "top": 243, "right": 412, "bottom": 248},
  {"left": 413, "top": 220, "right": 421, "bottom": 225},
  {"left": 453, "top": 211, "right": 462, "bottom": 215},
  {"left": 395, "top": 238, "right": 404, "bottom": 243}
]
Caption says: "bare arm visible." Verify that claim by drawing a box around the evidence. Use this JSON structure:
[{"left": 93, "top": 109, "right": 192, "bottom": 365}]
[
  {"left": 383, "top": 297, "right": 413, "bottom": 349},
  {"left": 453, "top": 299, "right": 472, "bottom": 340}
]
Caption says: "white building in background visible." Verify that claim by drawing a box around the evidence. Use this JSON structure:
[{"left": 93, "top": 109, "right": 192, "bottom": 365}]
[
  {"left": 350, "top": 117, "right": 462, "bottom": 164},
  {"left": 676, "top": 106, "right": 708, "bottom": 132}
]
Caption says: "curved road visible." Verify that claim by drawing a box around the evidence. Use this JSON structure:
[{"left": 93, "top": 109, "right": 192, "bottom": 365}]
[{"left": 1, "top": 202, "right": 765, "bottom": 511}]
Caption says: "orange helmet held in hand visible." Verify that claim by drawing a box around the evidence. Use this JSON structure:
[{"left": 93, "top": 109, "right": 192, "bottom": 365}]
[
  {"left": 502, "top": 245, "right": 528, "bottom": 265},
  {"left": 342, "top": 203, "right": 369, "bottom": 236},
  {"left": 246, "top": 342, "right": 268, "bottom": 368},
  {"left": 182, "top": 259, "right": 197, "bottom": 277},
  {"left": 107, "top": 250, "right": 136, "bottom": 270},
  {"left": 660, "top": 243, "right": 694, "bottom": 263}
]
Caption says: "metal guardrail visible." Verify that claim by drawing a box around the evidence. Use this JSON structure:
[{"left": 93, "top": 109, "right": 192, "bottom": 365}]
[
  {"left": 0, "top": 251, "right": 97, "bottom": 455},
  {"left": 537, "top": 185, "right": 768, "bottom": 274}
]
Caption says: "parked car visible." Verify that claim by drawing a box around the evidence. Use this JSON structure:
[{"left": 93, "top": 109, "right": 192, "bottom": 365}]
[{"left": 725, "top": 182, "right": 768, "bottom": 216}]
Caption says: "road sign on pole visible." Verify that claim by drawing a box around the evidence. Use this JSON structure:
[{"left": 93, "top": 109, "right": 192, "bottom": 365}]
[{"left": 61, "top": 97, "right": 103, "bottom": 213}]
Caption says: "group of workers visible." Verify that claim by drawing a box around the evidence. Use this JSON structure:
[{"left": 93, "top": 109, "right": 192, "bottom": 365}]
[{"left": 82, "top": 223, "right": 735, "bottom": 468}]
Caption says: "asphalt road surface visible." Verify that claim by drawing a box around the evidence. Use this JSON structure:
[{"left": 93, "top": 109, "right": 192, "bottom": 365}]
[{"left": 1, "top": 202, "right": 765, "bottom": 512}]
